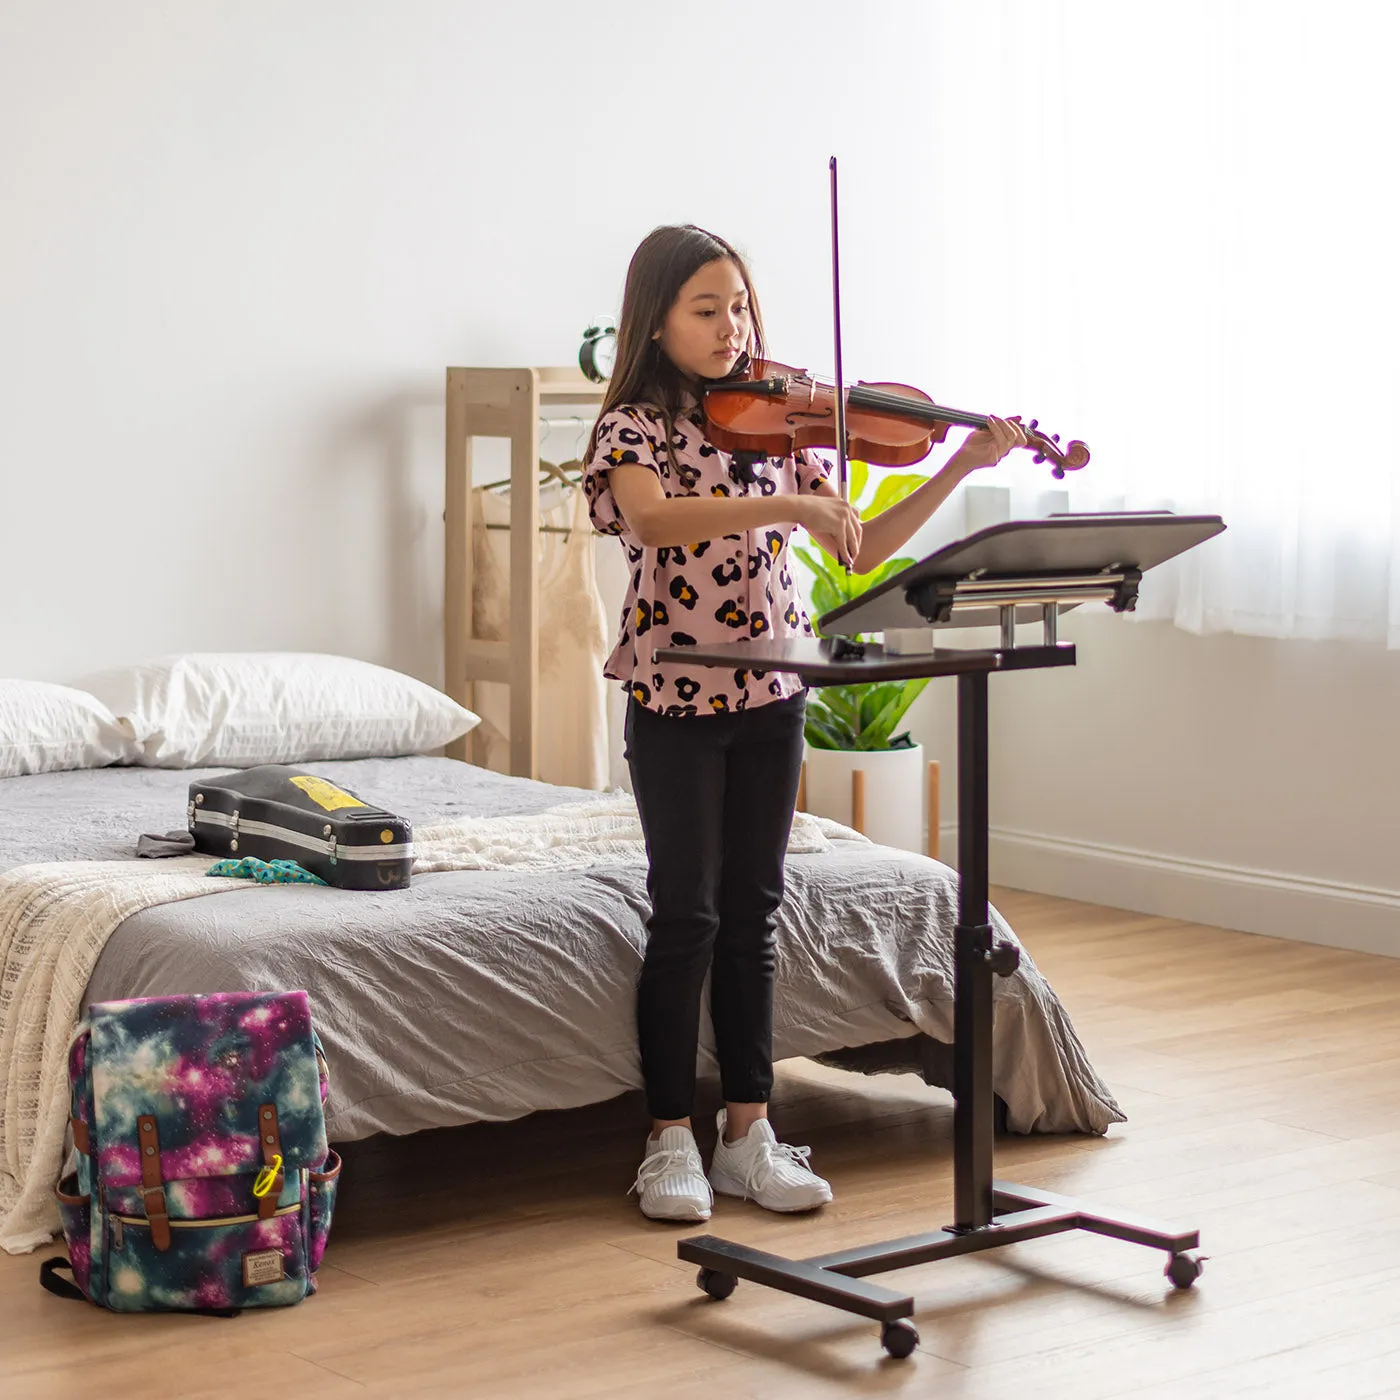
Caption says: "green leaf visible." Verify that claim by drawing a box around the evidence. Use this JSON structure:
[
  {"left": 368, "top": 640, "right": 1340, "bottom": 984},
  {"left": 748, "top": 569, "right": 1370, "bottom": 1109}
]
[
  {"left": 792, "top": 543, "right": 842, "bottom": 596},
  {"left": 849, "top": 555, "right": 917, "bottom": 592},
  {"left": 865, "top": 473, "right": 928, "bottom": 519},
  {"left": 856, "top": 682, "right": 899, "bottom": 730},
  {"left": 803, "top": 711, "right": 852, "bottom": 751},
  {"left": 847, "top": 459, "right": 869, "bottom": 509},
  {"left": 859, "top": 678, "right": 931, "bottom": 749},
  {"left": 812, "top": 686, "right": 860, "bottom": 729},
  {"left": 857, "top": 701, "right": 905, "bottom": 750},
  {"left": 808, "top": 575, "right": 847, "bottom": 620},
  {"left": 792, "top": 542, "right": 837, "bottom": 579}
]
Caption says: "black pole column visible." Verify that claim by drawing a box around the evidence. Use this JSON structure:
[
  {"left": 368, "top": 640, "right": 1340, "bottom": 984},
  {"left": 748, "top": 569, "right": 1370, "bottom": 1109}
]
[{"left": 953, "top": 669, "right": 994, "bottom": 1230}]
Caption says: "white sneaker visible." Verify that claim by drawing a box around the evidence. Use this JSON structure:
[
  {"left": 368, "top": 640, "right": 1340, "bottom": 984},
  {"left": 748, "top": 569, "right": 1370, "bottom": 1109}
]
[
  {"left": 708, "top": 1110, "right": 833, "bottom": 1213},
  {"left": 630, "top": 1125, "right": 713, "bottom": 1222}
]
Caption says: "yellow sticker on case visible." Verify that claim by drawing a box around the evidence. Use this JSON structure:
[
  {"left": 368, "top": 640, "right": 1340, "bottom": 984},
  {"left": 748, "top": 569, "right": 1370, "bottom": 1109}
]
[{"left": 289, "top": 775, "right": 367, "bottom": 811}]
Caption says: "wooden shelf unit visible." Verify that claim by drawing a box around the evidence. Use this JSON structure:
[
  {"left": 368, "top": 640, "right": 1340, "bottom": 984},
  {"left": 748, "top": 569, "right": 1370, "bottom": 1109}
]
[{"left": 444, "top": 366, "right": 608, "bottom": 776}]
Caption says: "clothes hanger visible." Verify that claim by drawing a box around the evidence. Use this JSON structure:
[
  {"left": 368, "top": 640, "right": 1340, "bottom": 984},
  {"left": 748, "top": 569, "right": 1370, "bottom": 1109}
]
[
  {"left": 554, "top": 417, "right": 590, "bottom": 478},
  {"left": 480, "top": 459, "right": 576, "bottom": 535},
  {"left": 479, "top": 418, "right": 587, "bottom": 492},
  {"left": 539, "top": 459, "right": 577, "bottom": 489},
  {"left": 478, "top": 415, "right": 588, "bottom": 535},
  {"left": 480, "top": 457, "right": 568, "bottom": 494}
]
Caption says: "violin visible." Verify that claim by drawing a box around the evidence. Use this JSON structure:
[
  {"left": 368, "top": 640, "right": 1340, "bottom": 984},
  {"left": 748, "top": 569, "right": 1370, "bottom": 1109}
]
[
  {"left": 702, "top": 157, "right": 1089, "bottom": 484},
  {"left": 703, "top": 358, "right": 1090, "bottom": 479}
]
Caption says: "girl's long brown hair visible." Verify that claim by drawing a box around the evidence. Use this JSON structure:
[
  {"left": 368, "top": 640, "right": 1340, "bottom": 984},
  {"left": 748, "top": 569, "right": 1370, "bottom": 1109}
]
[{"left": 587, "top": 225, "right": 766, "bottom": 469}]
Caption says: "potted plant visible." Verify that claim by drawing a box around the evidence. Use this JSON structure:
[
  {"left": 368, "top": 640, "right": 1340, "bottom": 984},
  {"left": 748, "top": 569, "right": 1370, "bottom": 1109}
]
[{"left": 793, "top": 460, "right": 934, "bottom": 853}]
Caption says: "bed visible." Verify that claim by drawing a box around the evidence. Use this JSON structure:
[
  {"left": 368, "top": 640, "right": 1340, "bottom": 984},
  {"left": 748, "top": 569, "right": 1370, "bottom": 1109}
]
[{"left": 0, "top": 755, "right": 1121, "bottom": 1165}]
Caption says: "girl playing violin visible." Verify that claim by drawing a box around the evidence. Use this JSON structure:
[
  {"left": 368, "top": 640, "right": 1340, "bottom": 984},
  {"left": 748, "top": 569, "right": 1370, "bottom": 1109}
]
[{"left": 584, "top": 224, "right": 1027, "bottom": 1222}]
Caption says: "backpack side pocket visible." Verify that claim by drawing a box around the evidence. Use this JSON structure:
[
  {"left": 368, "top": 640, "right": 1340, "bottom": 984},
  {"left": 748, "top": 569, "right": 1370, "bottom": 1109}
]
[{"left": 307, "top": 1150, "right": 341, "bottom": 1275}]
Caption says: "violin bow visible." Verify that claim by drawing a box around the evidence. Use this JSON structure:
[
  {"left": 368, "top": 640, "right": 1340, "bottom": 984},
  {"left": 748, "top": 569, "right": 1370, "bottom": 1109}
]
[{"left": 829, "top": 156, "right": 851, "bottom": 572}]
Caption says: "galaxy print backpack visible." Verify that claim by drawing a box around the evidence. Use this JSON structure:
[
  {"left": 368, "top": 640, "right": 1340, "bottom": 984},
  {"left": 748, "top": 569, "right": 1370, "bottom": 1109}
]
[{"left": 40, "top": 990, "right": 340, "bottom": 1314}]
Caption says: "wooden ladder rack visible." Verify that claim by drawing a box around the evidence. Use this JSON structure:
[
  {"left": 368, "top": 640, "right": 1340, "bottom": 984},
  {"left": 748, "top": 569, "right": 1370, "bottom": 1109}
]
[{"left": 444, "top": 366, "right": 608, "bottom": 776}]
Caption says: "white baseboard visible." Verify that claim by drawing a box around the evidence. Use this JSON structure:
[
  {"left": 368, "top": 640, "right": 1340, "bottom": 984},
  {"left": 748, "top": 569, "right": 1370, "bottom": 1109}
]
[{"left": 935, "top": 826, "right": 1400, "bottom": 960}]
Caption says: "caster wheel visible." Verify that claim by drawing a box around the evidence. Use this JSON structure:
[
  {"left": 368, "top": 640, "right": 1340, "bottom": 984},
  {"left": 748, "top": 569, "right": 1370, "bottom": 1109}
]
[
  {"left": 1165, "top": 1251, "right": 1205, "bottom": 1290},
  {"left": 880, "top": 1319, "right": 919, "bottom": 1359},
  {"left": 696, "top": 1268, "right": 737, "bottom": 1301}
]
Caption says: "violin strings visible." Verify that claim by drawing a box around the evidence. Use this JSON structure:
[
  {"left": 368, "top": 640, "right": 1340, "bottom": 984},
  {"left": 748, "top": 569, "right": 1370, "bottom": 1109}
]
[
  {"left": 783, "top": 372, "right": 983, "bottom": 427},
  {"left": 839, "top": 384, "right": 1059, "bottom": 451},
  {"left": 841, "top": 382, "right": 990, "bottom": 431}
]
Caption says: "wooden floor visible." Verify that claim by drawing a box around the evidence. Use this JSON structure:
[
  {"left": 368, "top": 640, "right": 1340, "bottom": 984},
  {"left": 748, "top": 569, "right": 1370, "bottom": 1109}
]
[{"left": 4, "top": 889, "right": 1399, "bottom": 1399}]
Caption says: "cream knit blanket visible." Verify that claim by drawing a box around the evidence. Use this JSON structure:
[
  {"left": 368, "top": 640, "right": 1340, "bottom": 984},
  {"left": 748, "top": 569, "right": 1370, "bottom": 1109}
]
[
  {"left": 410, "top": 793, "right": 855, "bottom": 871},
  {"left": 0, "top": 795, "right": 860, "bottom": 1252}
]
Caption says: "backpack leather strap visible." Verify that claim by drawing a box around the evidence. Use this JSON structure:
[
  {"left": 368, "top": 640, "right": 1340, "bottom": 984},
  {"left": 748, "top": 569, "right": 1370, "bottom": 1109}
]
[
  {"left": 70, "top": 1117, "right": 90, "bottom": 1155},
  {"left": 257, "top": 1104, "right": 284, "bottom": 1219},
  {"left": 138, "top": 1115, "right": 171, "bottom": 1251}
]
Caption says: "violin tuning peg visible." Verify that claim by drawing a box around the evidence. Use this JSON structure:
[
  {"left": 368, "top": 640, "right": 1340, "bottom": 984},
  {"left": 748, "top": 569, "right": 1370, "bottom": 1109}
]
[
  {"left": 1028, "top": 419, "right": 1039, "bottom": 432},
  {"left": 1052, "top": 466, "right": 1065, "bottom": 480},
  {"left": 1033, "top": 452, "right": 1045, "bottom": 464},
  {"left": 1052, "top": 433, "right": 1060, "bottom": 442}
]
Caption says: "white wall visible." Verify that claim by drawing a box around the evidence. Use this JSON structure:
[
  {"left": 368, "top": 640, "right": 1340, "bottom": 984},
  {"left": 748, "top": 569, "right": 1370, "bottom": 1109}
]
[
  {"left": 904, "top": 613, "right": 1400, "bottom": 957},
  {"left": 0, "top": 0, "right": 948, "bottom": 684},
  {"left": 2, "top": 3, "right": 1395, "bottom": 954}
]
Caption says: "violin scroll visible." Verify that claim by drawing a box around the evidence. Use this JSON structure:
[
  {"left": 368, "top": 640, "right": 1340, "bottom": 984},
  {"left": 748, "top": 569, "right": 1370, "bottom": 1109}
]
[{"left": 1025, "top": 419, "right": 1090, "bottom": 479}]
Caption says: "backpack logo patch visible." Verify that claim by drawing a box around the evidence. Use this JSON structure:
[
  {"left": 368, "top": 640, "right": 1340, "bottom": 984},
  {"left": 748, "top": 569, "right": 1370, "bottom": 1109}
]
[{"left": 242, "top": 1249, "right": 286, "bottom": 1287}]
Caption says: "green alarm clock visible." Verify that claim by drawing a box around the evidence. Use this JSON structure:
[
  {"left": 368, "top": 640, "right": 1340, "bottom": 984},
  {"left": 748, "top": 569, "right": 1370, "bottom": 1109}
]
[{"left": 579, "top": 322, "right": 616, "bottom": 383}]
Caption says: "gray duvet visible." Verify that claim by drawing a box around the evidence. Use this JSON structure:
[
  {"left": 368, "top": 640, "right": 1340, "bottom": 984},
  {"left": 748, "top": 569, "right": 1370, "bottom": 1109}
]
[{"left": 0, "top": 758, "right": 1123, "bottom": 1139}]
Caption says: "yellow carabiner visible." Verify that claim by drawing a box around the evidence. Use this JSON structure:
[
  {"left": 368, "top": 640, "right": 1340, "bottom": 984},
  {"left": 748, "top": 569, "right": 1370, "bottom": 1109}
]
[{"left": 252, "top": 1153, "right": 283, "bottom": 1198}]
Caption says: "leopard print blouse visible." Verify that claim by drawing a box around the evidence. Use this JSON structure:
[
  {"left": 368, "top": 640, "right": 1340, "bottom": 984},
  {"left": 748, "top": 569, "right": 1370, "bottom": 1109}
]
[{"left": 584, "top": 401, "right": 830, "bottom": 717}]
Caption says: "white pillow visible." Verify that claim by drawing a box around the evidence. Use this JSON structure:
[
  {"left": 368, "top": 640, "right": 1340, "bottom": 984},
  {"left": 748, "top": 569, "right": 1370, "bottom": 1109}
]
[
  {"left": 72, "top": 653, "right": 480, "bottom": 768},
  {"left": 0, "top": 680, "right": 138, "bottom": 778}
]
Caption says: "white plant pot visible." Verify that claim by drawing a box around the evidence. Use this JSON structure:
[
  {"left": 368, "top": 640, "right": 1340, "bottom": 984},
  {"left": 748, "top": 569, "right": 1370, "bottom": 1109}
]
[{"left": 802, "top": 742, "right": 925, "bottom": 853}]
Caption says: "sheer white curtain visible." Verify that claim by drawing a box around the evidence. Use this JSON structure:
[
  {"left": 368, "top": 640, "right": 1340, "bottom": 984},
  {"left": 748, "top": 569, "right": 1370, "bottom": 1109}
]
[{"left": 919, "top": 1, "right": 1399, "bottom": 646}]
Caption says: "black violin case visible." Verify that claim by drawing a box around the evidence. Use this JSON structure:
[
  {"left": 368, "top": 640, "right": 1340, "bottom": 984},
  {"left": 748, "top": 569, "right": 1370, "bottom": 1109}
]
[{"left": 187, "top": 765, "right": 413, "bottom": 890}]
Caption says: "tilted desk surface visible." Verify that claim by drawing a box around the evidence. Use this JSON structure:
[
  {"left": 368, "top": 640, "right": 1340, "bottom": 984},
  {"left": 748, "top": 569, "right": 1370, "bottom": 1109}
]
[{"left": 654, "top": 634, "right": 1076, "bottom": 684}]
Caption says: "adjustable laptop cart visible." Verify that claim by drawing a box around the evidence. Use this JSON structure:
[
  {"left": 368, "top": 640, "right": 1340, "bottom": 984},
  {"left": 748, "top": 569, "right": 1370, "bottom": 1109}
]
[{"left": 654, "top": 511, "right": 1226, "bottom": 1360}]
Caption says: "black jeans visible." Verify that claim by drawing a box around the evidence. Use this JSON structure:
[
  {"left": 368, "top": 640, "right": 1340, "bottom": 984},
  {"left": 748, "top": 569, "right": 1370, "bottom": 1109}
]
[{"left": 624, "top": 692, "right": 807, "bottom": 1122}]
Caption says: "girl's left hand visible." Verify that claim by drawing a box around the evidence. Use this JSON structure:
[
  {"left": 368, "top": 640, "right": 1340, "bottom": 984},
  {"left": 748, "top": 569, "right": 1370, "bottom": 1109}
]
[{"left": 950, "top": 415, "right": 1029, "bottom": 474}]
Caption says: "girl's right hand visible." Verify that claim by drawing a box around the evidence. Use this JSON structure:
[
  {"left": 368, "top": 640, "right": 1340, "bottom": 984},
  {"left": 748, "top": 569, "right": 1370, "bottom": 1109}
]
[{"left": 799, "top": 496, "right": 863, "bottom": 567}]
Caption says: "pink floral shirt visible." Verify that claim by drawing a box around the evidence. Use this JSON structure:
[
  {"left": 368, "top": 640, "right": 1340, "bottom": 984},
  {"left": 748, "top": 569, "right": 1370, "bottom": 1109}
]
[{"left": 585, "top": 401, "right": 831, "bottom": 716}]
